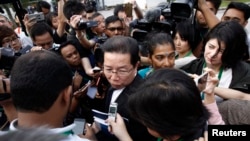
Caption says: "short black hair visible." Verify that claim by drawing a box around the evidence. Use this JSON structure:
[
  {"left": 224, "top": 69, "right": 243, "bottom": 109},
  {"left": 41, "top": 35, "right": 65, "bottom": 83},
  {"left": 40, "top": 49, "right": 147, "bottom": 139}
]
[
  {"left": 57, "top": 40, "right": 79, "bottom": 56},
  {"left": 102, "top": 36, "right": 140, "bottom": 67},
  {"left": 63, "top": 0, "right": 85, "bottom": 20},
  {"left": 206, "top": 0, "right": 222, "bottom": 12},
  {"left": 11, "top": 50, "right": 72, "bottom": 113},
  {"left": 36, "top": 1, "right": 51, "bottom": 12},
  {"left": 105, "top": 15, "right": 122, "bottom": 28},
  {"left": 30, "top": 22, "right": 53, "bottom": 41},
  {"left": 128, "top": 68, "right": 209, "bottom": 140},
  {"left": 226, "top": 2, "right": 250, "bottom": 21},
  {"left": 173, "top": 20, "right": 195, "bottom": 50},
  {"left": 147, "top": 32, "right": 175, "bottom": 57},
  {"left": 90, "top": 12, "right": 102, "bottom": 20}
]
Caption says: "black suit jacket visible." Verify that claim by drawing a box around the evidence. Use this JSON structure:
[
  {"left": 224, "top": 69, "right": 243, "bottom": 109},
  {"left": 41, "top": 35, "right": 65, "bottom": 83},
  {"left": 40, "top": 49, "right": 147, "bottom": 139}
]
[{"left": 96, "top": 74, "right": 156, "bottom": 141}]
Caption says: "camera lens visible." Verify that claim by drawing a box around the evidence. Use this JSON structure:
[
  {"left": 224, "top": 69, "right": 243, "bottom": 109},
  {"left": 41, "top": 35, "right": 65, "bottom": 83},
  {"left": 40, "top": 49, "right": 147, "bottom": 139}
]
[{"left": 77, "top": 19, "right": 87, "bottom": 30}]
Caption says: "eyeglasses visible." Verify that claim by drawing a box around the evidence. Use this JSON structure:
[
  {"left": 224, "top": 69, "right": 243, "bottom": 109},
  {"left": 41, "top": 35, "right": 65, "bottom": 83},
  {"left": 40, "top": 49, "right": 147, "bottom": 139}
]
[
  {"left": 2, "top": 36, "right": 19, "bottom": 45},
  {"left": 103, "top": 67, "right": 134, "bottom": 76},
  {"left": 106, "top": 27, "right": 124, "bottom": 32}
]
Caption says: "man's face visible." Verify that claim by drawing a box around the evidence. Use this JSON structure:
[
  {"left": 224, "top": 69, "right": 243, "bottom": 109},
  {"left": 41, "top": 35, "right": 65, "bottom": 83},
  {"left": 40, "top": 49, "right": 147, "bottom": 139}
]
[
  {"left": 196, "top": 1, "right": 217, "bottom": 27},
  {"left": 92, "top": 15, "right": 105, "bottom": 34},
  {"left": 105, "top": 21, "right": 124, "bottom": 37},
  {"left": 0, "top": 16, "right": 12, "bottom": 28},
  {"left": 103, "top": 52, "right": 138, "bottom": 89},
  {"left": 221, "top": 8, "right": 248, "bottom": 27},
  {"left": 2, "top": 34, "right": 22, "bottom": 51},
  {"left": 60, "top": 44, "right": 81, "bottom": 67},
  {"left": 33, "top": 32, "right": 53, "bottom": 50}
]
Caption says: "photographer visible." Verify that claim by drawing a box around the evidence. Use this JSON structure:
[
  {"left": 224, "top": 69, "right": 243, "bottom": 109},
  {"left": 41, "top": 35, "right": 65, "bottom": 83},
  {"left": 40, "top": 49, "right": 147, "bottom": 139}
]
[
  {"left": 0, "top": 26, "right": 25, "bottom": 131},
  {"left": 63, "top": 0, "right": 96, "bottom": 49},
  {"left": 87, "top": 12, "right": 106, "bottom": 45},
  {"left": 193, "top": 0, "right": 222, "bottom": 58},
  {"left": 23, "top": 0, "right": 67, "bottom": 45},
  {"left": 63, "top": 0, "right": 98, "bottom": 77},
  {"left": 130, "top": 5, "right": 165, "bottom": 67}
]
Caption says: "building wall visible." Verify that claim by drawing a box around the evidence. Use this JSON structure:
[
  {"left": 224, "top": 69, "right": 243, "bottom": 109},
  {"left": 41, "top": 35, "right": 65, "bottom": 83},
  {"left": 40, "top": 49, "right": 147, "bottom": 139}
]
[{"left": 103, "top": 0, "right": 123, "bottom": 7}]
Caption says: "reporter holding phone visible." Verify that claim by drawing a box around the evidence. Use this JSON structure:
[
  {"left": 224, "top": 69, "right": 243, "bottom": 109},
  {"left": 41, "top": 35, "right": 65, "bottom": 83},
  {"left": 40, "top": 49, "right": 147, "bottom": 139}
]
[
  {"left": 108, "top": 68, "right": 222, "bottom": 141},
  {"left": 180, "top": 21, "right": 250, "bottom": 124},
  {"left": 55, "top": 40, "right": 95, "bottom": 125}
]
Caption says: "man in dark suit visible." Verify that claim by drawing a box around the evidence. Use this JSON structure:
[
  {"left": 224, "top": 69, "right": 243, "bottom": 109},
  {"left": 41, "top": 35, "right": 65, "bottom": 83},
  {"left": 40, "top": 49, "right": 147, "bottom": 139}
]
[{"left": 95, "top": 36, "right": 156, "bottom": 141}]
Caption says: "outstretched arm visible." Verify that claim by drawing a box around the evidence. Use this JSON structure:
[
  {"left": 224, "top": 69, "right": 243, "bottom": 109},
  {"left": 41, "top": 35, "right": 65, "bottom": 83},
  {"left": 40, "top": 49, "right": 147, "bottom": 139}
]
[
  {"left": 197, "top": 0, "right": 220, "bottom": 29},
  {"left": 202, "top": 68, "right": 224, "bottom": 125},
  {"left": 214, "top": 87, "right": 250, "bottom": 101}
]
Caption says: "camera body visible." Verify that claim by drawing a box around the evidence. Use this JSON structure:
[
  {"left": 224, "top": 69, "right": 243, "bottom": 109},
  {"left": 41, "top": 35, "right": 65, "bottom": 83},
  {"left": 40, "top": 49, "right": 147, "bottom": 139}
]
[
  {"left": 132, "top": 0, "right": 197, "bottom": 35},
  {"left": 77, "top": 20, "right": 98, "bottom": 30},
  {"left": 97, "top": 36, "right": 108, "bottom": 44},
  {"left": 0, "top": 46, "right": 31, "bottom": 77},
  {"left": 171, "top": 0, "right": 197, "bottom": 20},
  {"left": 77, "top": 19, "right": 88, "bottom": 30}
]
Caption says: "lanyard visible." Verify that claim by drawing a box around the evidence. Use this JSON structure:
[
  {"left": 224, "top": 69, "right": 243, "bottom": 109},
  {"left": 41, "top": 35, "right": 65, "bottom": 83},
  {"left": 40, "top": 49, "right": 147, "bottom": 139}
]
[
  {"left": 62, "top": 130, "right": 74, "bottom": 136},
  {"left": 202, "top": 63, "right": 223, "bottom": 80}
]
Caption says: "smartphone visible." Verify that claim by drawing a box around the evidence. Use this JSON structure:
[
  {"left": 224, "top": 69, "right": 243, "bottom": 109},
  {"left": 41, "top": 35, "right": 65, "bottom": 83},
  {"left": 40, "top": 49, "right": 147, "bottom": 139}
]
[
  {"left": 108, "top": 102, "right": 118, "bottom": 122},
  {"left": 194, "top": 72, "right": 208, "bottom": 92},
  {"left": 124, "top": 3, "right": 133, "bottom": 17},
  {"left": 73, "top": 118, "right": 86, "bottom": 135},
  {"left": 27, "top": 12, "right": 45, "bottom": 22},
  {"left": 79, "top": 81, "right": 91, "bottom": 92}
]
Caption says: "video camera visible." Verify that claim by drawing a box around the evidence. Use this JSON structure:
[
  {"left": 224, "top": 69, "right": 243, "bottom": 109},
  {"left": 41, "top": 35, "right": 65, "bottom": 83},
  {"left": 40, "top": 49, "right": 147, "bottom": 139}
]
[
  {"left": 131, "top": 0, "right": 197, "bottom": 38},
  {"left": 77, "top": 19, "right": 98, "bottom": 30},
  {"left": 0, "top": 46, "right": 31, "bottom": 77},
  {"left": 131, "top": 0, "right": 197, "bottom": 59}
]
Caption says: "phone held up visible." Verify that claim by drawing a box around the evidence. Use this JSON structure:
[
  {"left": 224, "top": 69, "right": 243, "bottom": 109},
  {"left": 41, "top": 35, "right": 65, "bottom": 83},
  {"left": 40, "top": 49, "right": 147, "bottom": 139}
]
[
  {"left": 194, "top": 72, "right": 208, "bottom": 92},
  {"left": 124, "top": 3, "right": 133, "bottom": 17},
  {"left": 108, "top": 102, "right": 118, "bottom": 122},
  {"left": 27, "top": 12, "right": 45, "bottom": 22}
]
